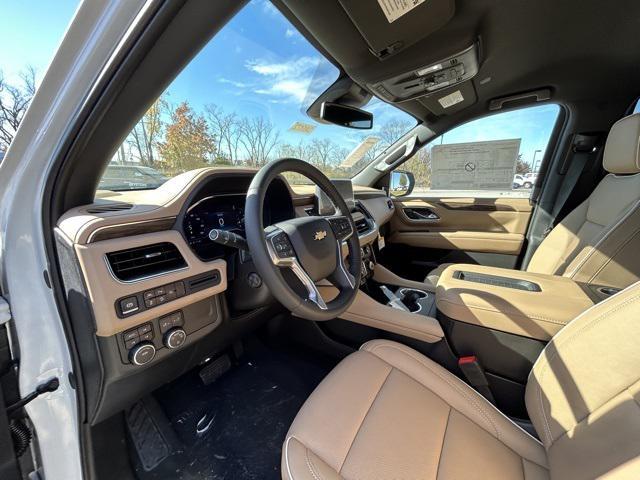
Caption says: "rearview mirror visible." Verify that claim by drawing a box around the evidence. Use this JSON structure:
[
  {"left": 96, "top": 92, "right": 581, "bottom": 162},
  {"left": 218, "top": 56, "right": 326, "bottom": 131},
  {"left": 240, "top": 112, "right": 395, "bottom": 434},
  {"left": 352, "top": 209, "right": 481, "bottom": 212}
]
[
  {"left": 389, "top": 170, "right": 414, "bottom": 197},
  {"left": 320, "top": 102, "right": 373, "bottom": 130}
]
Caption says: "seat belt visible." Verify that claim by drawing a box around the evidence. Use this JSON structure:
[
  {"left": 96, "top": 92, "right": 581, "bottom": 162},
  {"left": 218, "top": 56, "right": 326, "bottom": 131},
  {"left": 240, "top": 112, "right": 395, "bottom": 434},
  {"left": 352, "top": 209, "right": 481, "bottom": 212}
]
[{"left": 542, "top": 133, "right": 603, "bottom": 237}]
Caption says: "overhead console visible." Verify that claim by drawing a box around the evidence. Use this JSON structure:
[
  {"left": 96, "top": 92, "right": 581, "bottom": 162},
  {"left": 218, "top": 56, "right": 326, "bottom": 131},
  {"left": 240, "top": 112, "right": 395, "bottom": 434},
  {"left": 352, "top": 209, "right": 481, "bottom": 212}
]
[{"left": 370, "top": 44, "right": 480, "bottom": 103}]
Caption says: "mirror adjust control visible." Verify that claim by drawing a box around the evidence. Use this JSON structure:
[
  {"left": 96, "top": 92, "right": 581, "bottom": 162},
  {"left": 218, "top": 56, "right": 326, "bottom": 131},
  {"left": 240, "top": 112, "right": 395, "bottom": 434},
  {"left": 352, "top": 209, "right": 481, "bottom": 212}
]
[
  {"left": 129, "top": 342, "right": 156, "bottom": 366},
  {"left": 164, "top": 328, "right": 187, "bottom": 349}
]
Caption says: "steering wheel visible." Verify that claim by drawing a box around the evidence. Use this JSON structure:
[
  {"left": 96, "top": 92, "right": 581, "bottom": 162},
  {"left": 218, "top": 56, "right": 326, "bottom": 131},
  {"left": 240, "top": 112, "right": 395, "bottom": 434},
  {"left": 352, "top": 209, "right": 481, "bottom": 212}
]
[{"left": 245, "top": 158, "right": 362, "bottom": 321}]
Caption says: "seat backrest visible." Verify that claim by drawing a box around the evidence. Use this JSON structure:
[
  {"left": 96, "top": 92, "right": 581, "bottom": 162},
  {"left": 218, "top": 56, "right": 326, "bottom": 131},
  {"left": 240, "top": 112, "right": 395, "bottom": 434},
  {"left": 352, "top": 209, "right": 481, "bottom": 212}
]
[
  {"left": 526, "top": 281, "right": 640, "bottom": 478},
  {"left": 527, "top": 113, "right": 640, "bottom": 289}
]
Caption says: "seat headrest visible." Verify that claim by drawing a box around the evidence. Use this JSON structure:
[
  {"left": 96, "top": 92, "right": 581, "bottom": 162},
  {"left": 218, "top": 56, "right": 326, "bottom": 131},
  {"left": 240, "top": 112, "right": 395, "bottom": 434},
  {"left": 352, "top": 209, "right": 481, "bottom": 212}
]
[{"left": 603, "top": 113, "right": 640, "bottom": 174}]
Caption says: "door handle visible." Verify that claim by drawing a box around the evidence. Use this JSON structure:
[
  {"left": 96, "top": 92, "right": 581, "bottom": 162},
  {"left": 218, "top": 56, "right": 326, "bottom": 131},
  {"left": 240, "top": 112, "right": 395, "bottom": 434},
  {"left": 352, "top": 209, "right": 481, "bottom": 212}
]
[{"left": 403, "top": 208, "right": 439, "bottom": 221}]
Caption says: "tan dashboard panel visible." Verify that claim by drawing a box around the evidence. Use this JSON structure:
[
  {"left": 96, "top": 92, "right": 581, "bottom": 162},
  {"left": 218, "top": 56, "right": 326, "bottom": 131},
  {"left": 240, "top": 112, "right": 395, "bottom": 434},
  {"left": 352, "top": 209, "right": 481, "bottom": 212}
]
[
  {"left": 436, "top": 264, "right": 594, "bottom": 341},
  {"left": 75, "top": 230, "right": 227, "bottom": 337},
  {"left": 389, "top": 196, "right": 532, "bottom": 254}
]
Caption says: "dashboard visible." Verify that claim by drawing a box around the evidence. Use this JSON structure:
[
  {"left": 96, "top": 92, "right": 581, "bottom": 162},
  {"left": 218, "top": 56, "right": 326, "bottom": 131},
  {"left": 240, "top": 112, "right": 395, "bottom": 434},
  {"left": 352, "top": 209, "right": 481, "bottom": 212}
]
[{"left": 57, "top": 168, "right": 393, "bottom": 424}]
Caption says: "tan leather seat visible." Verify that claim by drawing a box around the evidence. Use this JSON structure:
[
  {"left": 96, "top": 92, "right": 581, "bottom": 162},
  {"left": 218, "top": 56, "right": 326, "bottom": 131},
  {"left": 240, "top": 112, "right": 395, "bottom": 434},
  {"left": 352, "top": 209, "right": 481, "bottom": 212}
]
[
  {"left": 424, "top": 113, "right": 640, "bottom": 291},
  {"left": 283, "top": 281, "right": 640, "bottom": 479}
]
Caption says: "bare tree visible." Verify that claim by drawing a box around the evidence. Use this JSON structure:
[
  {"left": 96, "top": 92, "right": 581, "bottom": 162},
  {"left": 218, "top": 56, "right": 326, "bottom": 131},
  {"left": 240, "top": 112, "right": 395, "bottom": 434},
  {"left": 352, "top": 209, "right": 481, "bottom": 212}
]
[
  {"left": 0, "top": 66, "right": 37, "bottom": 151},
  {"left": 238, "top": 116, "right": 280, "bottom": 167},
  {"left": 205, "top": 104, "right": 242, "bottom": 164},
  {"left": 362, "top": 118, "right": 414, "bottom": 163},
  {"left": 279, "top": 140, "right": 312, "bottom": 161},
  {"left": 127, "top": 96, "right": 167, "bottom": 166},
  {"left": 309, "top": 138, "right": 336, "bottom": 170}
]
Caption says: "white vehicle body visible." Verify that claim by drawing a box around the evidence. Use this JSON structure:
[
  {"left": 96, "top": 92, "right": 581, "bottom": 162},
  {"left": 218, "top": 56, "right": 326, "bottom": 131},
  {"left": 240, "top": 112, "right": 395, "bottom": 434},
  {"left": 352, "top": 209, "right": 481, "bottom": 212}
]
[{"left": 0, "top": 1, "right": 153, "bottom": 478}]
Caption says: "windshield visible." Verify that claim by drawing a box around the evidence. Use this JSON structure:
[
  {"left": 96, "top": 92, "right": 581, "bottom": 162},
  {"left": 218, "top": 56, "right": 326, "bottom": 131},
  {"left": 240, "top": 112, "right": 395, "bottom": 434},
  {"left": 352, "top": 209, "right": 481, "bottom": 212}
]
[{"left": 98, "top": 0, "right": 415, "bottom": 192}]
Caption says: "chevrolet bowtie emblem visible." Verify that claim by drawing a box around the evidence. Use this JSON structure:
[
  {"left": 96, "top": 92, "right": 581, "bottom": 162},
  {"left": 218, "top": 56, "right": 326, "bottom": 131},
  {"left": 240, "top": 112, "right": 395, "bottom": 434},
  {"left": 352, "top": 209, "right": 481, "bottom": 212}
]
[{"left": 314, "top": 230, "right": 327, "bottom": 241}]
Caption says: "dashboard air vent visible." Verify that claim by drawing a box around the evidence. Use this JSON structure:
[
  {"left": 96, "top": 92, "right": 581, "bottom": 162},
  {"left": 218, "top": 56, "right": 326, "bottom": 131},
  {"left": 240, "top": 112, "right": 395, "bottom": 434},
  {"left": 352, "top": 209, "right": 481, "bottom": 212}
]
[
  {"left": 353, "top": 203, "right": 375, "bottom": 236},
  {"left": 355, "top": 218, "right": 372, "bottom": 235},
  {"left": 106, "top": 242, "right": 186, "bottom": 282},
  {"left": 86, "top": 203, "right": 133, "bottom": 214}
]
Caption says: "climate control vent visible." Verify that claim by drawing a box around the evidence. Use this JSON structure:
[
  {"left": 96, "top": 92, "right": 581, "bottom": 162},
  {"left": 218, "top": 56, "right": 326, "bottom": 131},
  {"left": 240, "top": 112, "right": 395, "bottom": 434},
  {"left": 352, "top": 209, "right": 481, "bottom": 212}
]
[
  {"left": 86, "top": 203, "right": 133, "bottom": 214},
  {"left": 353, "top": 202, "right": 375, "bottom": 236},
  {"left": 106, "top": 242, "right": 187, "bottom": 282},
  {"left": 355, "top": 218, "right": 372, "bottom": 235}
]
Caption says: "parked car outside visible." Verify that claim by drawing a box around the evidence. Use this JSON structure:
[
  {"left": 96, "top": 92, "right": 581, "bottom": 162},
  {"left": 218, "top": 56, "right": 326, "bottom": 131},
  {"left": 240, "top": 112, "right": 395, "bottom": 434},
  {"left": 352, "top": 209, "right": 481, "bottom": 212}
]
[{"left": 98, "top": 165, "right": 168, "bottom": 191}]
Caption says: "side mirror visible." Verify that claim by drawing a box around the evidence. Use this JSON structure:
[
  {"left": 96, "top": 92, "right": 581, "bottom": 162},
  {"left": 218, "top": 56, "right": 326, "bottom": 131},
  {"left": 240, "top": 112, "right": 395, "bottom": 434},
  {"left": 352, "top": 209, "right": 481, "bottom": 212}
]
[
  {"left": 389, "top": 170, "right": 414, "bottom": 197},
  {"left": 320, "top": 102, "right": 373, "bottom": 130}
]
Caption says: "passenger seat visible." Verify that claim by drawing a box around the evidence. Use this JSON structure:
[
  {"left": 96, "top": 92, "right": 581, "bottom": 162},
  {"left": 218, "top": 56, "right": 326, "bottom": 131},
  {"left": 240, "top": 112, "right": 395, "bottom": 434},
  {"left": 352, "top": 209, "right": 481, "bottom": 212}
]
[{"left": 424, "top": 113, "right": 640, "bottom": 290}]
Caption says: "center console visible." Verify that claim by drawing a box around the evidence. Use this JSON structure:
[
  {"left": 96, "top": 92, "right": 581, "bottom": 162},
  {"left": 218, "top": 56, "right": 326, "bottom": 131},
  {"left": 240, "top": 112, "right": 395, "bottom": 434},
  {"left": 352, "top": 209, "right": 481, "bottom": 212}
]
[{"left": 436, "top": 263, "right": 595, "bottom": 341}]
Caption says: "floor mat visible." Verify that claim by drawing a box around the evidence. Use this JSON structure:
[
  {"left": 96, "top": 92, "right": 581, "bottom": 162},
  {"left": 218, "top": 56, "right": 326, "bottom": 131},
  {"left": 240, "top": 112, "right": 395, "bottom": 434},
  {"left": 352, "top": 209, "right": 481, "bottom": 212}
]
[{"left": 133, "top": 343, "right": 335, "bottom": 480}]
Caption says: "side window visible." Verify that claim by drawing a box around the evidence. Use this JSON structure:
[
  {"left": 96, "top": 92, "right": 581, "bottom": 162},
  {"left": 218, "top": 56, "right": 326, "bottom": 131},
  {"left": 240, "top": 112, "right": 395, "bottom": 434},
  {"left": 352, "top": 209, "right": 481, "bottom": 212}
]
[{"left": 399, "top": 104, "right": 560, "bottom": 198}]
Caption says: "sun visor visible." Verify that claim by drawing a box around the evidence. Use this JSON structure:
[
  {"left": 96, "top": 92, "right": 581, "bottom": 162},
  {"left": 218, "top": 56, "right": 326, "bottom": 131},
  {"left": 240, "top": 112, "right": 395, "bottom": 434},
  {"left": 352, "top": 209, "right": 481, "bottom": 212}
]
[
  {"left": 337, "top": 0, "right": 455, "bottom": 59},
  {"left": 418, "top": 81, "right": 477, "bottom": 116}
]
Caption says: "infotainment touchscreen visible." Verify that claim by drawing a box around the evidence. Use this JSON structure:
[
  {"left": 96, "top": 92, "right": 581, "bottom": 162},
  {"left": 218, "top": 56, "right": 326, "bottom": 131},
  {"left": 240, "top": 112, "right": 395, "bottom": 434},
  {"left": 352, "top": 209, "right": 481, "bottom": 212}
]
[{"left": 316, "top": 179, "right": 355, "bottom": 214}]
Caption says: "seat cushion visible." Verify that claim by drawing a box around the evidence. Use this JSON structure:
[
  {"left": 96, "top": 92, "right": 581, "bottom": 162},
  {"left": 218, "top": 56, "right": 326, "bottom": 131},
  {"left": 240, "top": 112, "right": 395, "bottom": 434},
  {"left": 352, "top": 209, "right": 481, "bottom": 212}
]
[
  {"left": 424, "top": 262, "right": 453, "bottom": 290},
  {"left": 282, "top": 340, "right": 548, "bottom": 480}
]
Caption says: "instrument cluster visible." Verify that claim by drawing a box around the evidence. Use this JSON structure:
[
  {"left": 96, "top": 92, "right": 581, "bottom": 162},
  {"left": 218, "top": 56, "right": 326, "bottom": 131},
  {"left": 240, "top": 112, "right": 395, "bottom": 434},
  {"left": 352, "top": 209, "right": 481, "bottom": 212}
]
[{"left": 183, "top": 194, "right": 251, "bottom": 260}]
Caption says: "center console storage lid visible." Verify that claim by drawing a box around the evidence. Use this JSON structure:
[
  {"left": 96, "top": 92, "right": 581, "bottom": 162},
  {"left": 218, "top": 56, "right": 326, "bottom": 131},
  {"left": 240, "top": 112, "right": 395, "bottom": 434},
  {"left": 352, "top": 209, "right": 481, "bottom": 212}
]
[{"left": 436, "top": 264, "right": 594, "bottom": 341}]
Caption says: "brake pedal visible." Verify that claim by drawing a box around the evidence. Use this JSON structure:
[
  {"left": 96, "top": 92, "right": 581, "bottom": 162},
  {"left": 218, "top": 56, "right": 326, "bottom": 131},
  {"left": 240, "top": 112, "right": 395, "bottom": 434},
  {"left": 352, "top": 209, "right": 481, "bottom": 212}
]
[{"left": 199, "top": 354, "right": 231, "bottom": 385}]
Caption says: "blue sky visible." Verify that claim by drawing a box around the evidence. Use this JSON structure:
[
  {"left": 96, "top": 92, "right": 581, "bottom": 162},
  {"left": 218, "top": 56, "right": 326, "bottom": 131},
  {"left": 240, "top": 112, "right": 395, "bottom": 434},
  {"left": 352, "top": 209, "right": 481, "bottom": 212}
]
[
  {"left": 0, "top": 0, "right": 79, "bottom": 84},
  {"left": 1, "top": 0, "right": 561, "bottom": 167}
]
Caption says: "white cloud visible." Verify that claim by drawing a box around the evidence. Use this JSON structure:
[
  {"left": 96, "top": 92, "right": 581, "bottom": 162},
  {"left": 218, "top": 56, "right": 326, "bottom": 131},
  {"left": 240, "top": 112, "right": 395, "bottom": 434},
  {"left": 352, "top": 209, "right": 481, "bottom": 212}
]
[
  {"left": 246, "top": 56, "right": 322, "bottom": 105},
  {"left": 217, "top": 77, "right": 250, "bottom": 89},
  {"left": 285, "top": 28, "right": 297, "bottom": 38}
]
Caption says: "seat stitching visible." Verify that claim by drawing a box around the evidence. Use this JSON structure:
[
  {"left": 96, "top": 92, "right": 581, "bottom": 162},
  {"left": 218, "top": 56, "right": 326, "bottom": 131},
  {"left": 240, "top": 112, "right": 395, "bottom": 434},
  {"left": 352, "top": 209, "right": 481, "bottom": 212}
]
[
  {"left": 535, "top": 292, "right": 640, "bottom": 444},
  {"left": 337, "top": 367, "right": 391, "bottom": 474},
  {"left": 586, "top": 228, "right": 640, "bottom": 282},
  {"left": 366, "top": 343, "right": 501, "bottom": 440},
  {"left": 565, "top": 198, "right": 640, "bottom": 278},
  {"left": 305, "top": 447, "right": 323, "bottom": 480},
  {"left": 434, "top": 407, "right": 451, "bottom": 480}
]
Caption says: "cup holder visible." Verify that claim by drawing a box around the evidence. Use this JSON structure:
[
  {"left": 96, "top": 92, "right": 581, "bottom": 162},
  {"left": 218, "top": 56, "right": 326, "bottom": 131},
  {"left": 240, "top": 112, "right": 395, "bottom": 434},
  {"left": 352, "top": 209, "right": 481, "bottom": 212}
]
[
  {"left": 598, "top": 286, "right": 621, "bottom": 297},
  {"left": 398, "top": 288, "right": 429, "bottom": 313}
]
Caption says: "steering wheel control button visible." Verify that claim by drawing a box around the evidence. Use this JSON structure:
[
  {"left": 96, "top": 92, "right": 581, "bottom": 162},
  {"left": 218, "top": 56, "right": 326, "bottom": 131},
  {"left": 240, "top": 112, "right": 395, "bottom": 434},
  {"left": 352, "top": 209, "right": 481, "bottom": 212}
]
[
  {"left": 129, "top": 343, "right": 156, "bottom": 366},
  {"left": 119, "top": 296, "right": 139, "bottom": 316},
  {"left": 328, "top": 217, "right": 352, "bottom": 240},
  {"left": 164, "top": 328, "right": 187, "bottom": 349},
  {"left": 272, "top": 233, "right": 294, "bottom": 258}
]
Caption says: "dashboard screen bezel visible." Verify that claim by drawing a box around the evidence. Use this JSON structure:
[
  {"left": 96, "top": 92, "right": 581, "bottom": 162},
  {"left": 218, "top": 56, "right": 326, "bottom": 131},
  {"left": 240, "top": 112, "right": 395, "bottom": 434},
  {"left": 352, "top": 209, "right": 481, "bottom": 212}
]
[{"left": 316, "top": 179, "right": 355, "bottom": 215}]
